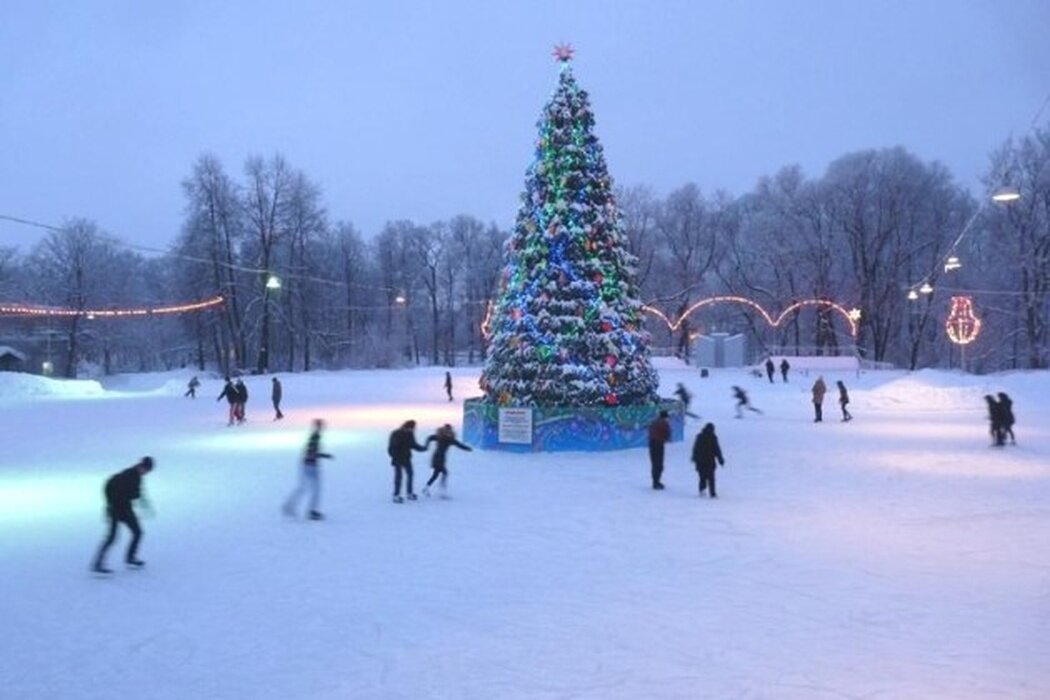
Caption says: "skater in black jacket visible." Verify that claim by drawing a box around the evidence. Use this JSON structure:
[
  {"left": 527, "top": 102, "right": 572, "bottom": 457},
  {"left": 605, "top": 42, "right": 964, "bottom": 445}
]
[
  {"left": 691, "top": 423, "right": 725, "bottom": 498},
  {"left": 234, "top": 379, "right": 248, "bottom": 424},
  {"left": 836, "top": 380, "right": 852, "bottom": 422},
  {"left": 732, "top": 386, "right": 762, "bottom": 418},
  {"left": 985, "top": 395, "right": 1005, "bottom": 446},
  {"left": 388, "top": 420, "right": 428, "bottom": 503},
  {"left": 764, "top": 358, "right": 776, "bottom": 383},
  {"left": 444, "top": 371, "right": 453, "bottom": 402},
  {"left": 283, "top": 419, "right": 333, "bottom": 520},
  {"left": 423, "top": 424, "right": 473, "bottom": 497},
  {"left": 779, "top": 358, "right": 790, "bottom": 383},
  {"left": 185, "top": 376, "right": 200, "bottom": 398},
  {"left": 217, "top": 378, "right": 237, "bottom": 425},
  {"left": 91, "top": 457, "right": 154, "bottom": 574},
  {"left": 673, "top": 383, "right": 698, "bottom": 418},
  {"left": 271, "top": 377, "right": 284, "bottom": 421},
  {"left": 997, "top": 392, "right": 1016, "bottom": 445}
]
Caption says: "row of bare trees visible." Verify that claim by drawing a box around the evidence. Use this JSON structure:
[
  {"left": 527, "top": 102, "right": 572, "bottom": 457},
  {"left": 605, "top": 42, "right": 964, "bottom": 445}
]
[{"left": 1, "top": 126, "right": 1047, "bottom": 377}]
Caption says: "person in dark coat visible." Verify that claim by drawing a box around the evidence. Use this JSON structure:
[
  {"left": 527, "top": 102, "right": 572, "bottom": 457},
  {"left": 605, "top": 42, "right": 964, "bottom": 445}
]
[
  {"left": 764, "top": 358, "right": 776, "bottom": 383},
  {"left": 779, "top": 359, "right": 790, "bottom": 383},
  {"left": 984, "top": 395, "right": 1005, "bottom": 446},
  {"left": 271, "top": 377, "right": 284, "bottom": 421},
  {"left": 836, "top": 380, "right": 852, "bottom": 422},
  {"left": 732, "top": 386, "right": 762, "bottom": 418},
  {"left": 423, "top": 424, "right": 473, "bottom": 497},
  {"left": 444, "top": 371, "right": 453, "bottom": 402},
  {"left": 388, "top": 420, "right": 428, "bottom": 503},
  {"left": 647, "top": 410, "right": 671, "bottom": 490},
  {"left": 811, "top": 376, "right": 827, "bottom": 422},
  {"left": 673, "top": 383, "right": 697, "bottom": 418},
  {"left": 234, "top": 379, "right": 248, "bottom": 424},
  {"left": 283, "top": 419, "right": 333, "bottom": 520},
  {"left": 91, "top": 456, "right": 154, "bottom": 574},
  {"left": 185, "top": 376, "right": 200, "bottom": 398},
  {"left": 691, "top": 423, "right": 725, "bottom": 498},
  {"left": 997, "top": 392, "right": 1015, "bottom": 444},
  {"left": 217, "top": 378, "right": 238, "bottom": 426}
]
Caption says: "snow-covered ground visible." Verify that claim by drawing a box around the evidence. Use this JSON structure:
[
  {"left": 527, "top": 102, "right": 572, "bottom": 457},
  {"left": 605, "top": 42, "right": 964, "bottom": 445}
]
[{"left": 1, "top": 360, "right": 1048, "bottom": 699}]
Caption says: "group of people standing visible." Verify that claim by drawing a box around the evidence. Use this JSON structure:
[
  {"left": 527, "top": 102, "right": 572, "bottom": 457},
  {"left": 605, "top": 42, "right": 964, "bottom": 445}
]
[
  {"left": 764, "top": 357, "right": 791, "bottom": 383},
  {"left": 984, "top": 393, "right": 1016, "bottom": 446},
  {"left": 211, "top": 376, "right": 284, "bottom": 424},
  {"left": 810, "top": 376, "right": 851, "bottom": 422}
]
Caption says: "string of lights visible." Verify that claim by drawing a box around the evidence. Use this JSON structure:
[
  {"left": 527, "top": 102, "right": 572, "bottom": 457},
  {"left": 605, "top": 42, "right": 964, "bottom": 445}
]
[
  {"left": 0, "top": 295, "right": 225, "bottom": 318},
  {"left": 641, "top": 296, "right": 861, "bottom": 338}
]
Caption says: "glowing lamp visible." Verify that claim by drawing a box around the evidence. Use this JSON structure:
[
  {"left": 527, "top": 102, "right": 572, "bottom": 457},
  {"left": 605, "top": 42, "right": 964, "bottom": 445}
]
[
  {"left": 266, "top": 275, "right": 282, "bottom": 290},
  {"left": 946, "top": 296, "right": 981, "bottom": 345},
  {"left": 944, "top": 256, "right": 961, "bottom": 272},
  {"left": 907, "top": 289, "right": 920, "bottom": 301},
  {"left": 919, "top": 282, "right": 934, "bottom": 295}
]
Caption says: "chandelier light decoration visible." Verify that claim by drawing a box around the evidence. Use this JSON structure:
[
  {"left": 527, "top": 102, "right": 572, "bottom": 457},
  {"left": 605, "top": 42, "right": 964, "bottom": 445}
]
[{"left": 945, "top": 295, "right": 981, "bottom": 345}]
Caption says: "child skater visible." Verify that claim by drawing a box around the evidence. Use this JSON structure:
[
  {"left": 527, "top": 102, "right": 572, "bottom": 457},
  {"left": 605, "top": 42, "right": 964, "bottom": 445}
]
[{"left": 423, "top": 424, "right": 473, "bottom": 498}]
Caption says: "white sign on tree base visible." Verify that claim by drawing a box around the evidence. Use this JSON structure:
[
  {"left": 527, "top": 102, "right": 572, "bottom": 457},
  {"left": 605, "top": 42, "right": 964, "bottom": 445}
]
[{"left": 498, "top": 407, "right": 533, "bottom": 444}]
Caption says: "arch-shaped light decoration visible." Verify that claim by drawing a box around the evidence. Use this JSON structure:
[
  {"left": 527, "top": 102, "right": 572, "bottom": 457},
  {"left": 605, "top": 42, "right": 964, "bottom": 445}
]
[
  {"left": 945, "top": 296, "right": 981, "bottom": 345},
  {"left": 0, "top": 295, "right": 225, "bottom": 318},
  {"left": 641, "top": 296, "right": 860, "bottom": 338}
]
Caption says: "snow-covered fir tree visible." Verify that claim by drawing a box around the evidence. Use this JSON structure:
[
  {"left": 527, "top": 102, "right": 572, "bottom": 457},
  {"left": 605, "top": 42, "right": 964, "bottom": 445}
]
[{"left": 480, "top": 46, "right": 660, "bottom": 407}]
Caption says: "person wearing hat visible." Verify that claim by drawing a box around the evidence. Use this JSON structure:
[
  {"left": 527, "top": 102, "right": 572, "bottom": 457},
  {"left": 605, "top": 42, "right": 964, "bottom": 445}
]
[
  {"left": 647, "top": 409, "right": 671, "bottom": 490},
  {"left": 91, "top": 456, "right": 154, "bottom": 574}
]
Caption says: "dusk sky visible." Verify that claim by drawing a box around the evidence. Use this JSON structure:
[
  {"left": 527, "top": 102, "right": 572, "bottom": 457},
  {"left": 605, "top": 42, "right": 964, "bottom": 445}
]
[{"left": 2, "top": 1, "right": 1048, "bottom": 252}]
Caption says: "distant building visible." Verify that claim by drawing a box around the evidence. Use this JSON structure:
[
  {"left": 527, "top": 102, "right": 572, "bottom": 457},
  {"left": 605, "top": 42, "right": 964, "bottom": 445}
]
[
  {"left": 0, "top": 345, "right": 27, "bottom": 372},
  {"left": 694, "top": 333, "right": 747, "bottom": 368}
]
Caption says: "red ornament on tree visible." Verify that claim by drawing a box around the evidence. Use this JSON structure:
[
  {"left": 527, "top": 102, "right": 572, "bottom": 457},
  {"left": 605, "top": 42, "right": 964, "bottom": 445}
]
[{"left": 946, "top": 296, "right": 981, "bottom": 345}]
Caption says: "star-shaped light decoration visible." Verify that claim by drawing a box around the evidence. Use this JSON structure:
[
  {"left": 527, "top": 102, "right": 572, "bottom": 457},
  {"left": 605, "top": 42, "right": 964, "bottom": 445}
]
[
  {"left": 848, "top": 307, "right": 862, "bottom": 322},
  {"left": 552, "top": 43, "right": 575, "bottom": 63}
]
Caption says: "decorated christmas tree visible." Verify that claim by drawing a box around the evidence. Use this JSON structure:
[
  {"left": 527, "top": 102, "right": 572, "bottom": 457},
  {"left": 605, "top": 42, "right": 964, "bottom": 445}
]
[{"left": 480, "top": 45, "right": 660, "bottom": 408}]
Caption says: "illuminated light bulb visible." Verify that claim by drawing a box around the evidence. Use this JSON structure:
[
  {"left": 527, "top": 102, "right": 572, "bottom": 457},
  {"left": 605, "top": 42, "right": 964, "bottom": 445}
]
[
  {"left": 944, "top": 256, "right": 961, "bottom": 272},
  {"left": 991, "top": 187, "right": 1021, "bottom": 203},
  {"left": 919, "top": 282, "right": 934, "bottom": 295},
  {"left": 907, "top": 290, "right": 920, "bottom": 301}
]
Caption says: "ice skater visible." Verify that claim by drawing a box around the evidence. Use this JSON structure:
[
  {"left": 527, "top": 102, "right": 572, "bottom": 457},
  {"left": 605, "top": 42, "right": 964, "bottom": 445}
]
[
  {"left": 387, "top": 420, "right": 428, "bottom": 503},
  {"left": 811, "top": 376, "right": 827, "bottom": 422},
  {"left": 691, "top": 423, "right": 725, "bottom": 498},
  {"left": 91, "top": 456, "right": 154, "bottom": 574},
  {"left": 444, "top": 371, "right": 453, "bottom": 402},
  {"left": 673, "top": 382, "right": 698, "bottom": 418},
  {"left": 283, "top": 419, "right": 333, "bottom": 520},
  {"left": 647, "top": 409, "right": 671, "bottom": 490},
  {"left": 234, "top": 378, "right": 248, "bottom": 424},
  {"left": 185, "top": 375, "right": 200, "bottom": 398},
  {"left": 765, "top": 357, "right": 776, "bottom": 383},
  {"left": 271, "top": 376, "right": 284, "bottom": 421},
  {"left": 779, "top": 358, "right": 790, "bottom": 383},
  {"left": 732, "top": 386, "right": 762, "bottom": 418},
  {"left": 836, "top": 380, "right": 852, "bottom": 421},
  {"left": 997, "top": 392, "right": 1016, "bottom": 444},
  {"left": 217, "top": 377, "right": 238, "bottom": 425},
  {"left": 423, "top": 424, "right": 473, "bottom": 498}
]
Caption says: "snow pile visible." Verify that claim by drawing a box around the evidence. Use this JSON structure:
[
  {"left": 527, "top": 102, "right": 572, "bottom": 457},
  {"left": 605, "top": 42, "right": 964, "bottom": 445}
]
[{"left": 0, "top": 371, "right": 104, "bottom": 400}]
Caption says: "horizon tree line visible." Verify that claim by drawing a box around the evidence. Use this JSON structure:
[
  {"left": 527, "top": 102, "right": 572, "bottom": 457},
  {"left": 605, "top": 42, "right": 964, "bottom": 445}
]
[{"left": 0, "top": 124, "right": 1047, "bottom": 378}]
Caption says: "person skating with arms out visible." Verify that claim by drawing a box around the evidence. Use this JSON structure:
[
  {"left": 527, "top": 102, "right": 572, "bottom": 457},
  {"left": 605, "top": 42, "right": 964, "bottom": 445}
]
[
  {"left": 283, "top": 419, "right": 333, "bottom": 520},
  {"left": 423, "top": 424, "right": 473, "bottom": 498}
]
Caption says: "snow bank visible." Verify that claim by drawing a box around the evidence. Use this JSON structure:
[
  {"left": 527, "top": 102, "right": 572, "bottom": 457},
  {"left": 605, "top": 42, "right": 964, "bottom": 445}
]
[{"left": 0, "top": 372, "right": 105, "bottom": 399}]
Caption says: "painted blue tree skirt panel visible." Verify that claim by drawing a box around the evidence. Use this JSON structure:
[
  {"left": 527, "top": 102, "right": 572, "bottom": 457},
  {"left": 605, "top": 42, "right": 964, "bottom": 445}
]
[{"left": 462, "top": 398, "right": 683, "bottom": 452}]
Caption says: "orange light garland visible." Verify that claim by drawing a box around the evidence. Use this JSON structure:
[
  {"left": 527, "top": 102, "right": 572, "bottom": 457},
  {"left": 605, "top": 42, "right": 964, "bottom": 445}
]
[
  {"left": 0, "top": 295, "right": 225, "bottom": 318},
  {"left": 641, "top": 296, "right": 861, "bottom": 338}
]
